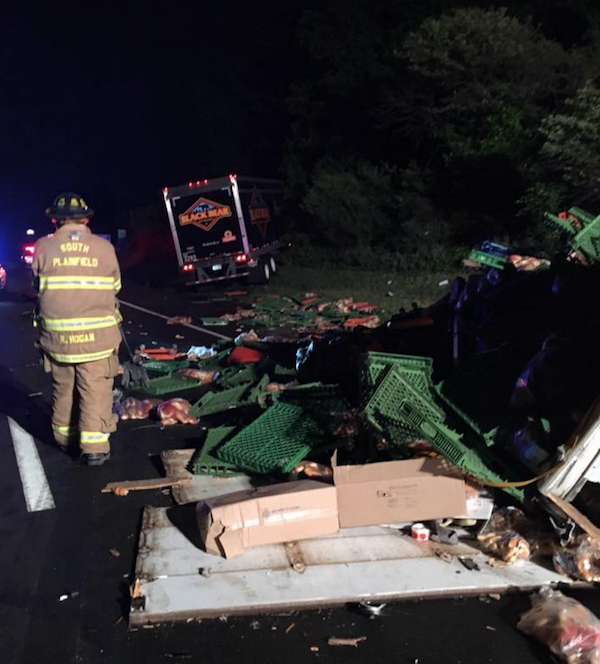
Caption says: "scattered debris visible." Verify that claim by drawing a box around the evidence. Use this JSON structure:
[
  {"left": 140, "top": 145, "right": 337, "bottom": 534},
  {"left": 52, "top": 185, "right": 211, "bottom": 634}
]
[
  {"left": 164, "top": 654, "right": 192, "bottom": 660},
  {"left": 357, "top": 602, "right": 387, "bottom": 618},
  {"left": 109, "top": 548, "right": 121, "bottom": 558},
  {"left": 489, "top": 593, "right": 501, "bottom": 601},
  {"left": 101, "top": 477, "right": 192, "bottom": 495},
  {"left": 285, "top": 623, "right": 296, "bottom": 634},
  {"left": 178, "top": 368, "right": 218, "bottom": 383},
  {"left": 130, "top": 578, "right": 142, "bottom": 599},
  {"left": 486, "top": 626, "right": 497, "bottom": 632},
  {"left": 27, "top": 392, "right": 43, "bottom": 397},
  {"left": 434, "top": 549, "right": 453, "bottom": 564},
  {"left": 327, "top": 637, "right": 367, "bottom": 648},
  {"left": 167, "top": 316, "right": 192, "bottom": 325},
  {"left": 458, "top": 557, "right": 480, "bottom": 572},
  {"left": 250, "top": 620, "right": 261, "bottom": 630},
  {"left": 310, "top": 647, "right": 319, "bottom": 653},
  {"left": 411, "top": 523, "right": 431, "bottom": 542},
  {"left": 58, "top": 591, "right": 80, "bottom": 602}
]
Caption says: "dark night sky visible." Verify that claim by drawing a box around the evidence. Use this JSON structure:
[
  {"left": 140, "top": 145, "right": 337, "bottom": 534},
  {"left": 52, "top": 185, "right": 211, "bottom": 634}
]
[{"left": 0, "top": 1, "right": 315, "bottom": 247}]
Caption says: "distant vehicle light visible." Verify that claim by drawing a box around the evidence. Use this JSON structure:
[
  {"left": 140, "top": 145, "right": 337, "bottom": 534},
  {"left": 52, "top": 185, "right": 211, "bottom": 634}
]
[{"left": 26, "top": 228, "right": 35, "bottom": 236}]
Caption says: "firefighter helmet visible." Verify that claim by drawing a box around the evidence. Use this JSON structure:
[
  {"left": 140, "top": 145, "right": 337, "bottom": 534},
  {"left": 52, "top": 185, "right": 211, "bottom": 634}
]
[{"left": 46, "top": 192, "right": 94, "bottom": 220}]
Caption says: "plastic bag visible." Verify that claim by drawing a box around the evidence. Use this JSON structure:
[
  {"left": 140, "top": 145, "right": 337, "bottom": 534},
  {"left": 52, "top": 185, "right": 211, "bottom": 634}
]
[
  {"left": 554, "top": 535, "right": 600, "bottom": 584},
  {"left": 116, "top": 397, "right": 155, "bottom": 420},
  {"left": 518, "top": 587, "right": 600, "bottom": 664},
  {"left": 478, "top": 507, "right": 531, "bottom": 564},
  {"left": 156, "top": 398, "right": 198, "bottom": 425}
]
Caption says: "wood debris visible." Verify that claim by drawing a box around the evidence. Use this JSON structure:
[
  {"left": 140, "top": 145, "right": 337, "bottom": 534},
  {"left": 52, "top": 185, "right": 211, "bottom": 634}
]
[
  {"left": 327, "top": 637, "right": 367, "bottom": 648},
  {"left": 102, "top": 477, "right": 192, "bottom": 495}
]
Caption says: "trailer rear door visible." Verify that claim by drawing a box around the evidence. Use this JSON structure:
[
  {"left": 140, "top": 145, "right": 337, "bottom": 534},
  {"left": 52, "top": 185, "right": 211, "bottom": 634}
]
[{"left": 168, "top": 185, "right": 245, "bottom": 264}]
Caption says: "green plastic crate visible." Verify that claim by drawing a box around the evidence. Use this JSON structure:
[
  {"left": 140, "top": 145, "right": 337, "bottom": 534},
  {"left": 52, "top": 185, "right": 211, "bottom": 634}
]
[
  {"left": 272, "top": 364, "right": 298, "bottom": 381},
  {"left": 545, "top": 207, "right": 600, "bottom": 264},
  {"left": 191, "top": 427, "right": 242, "bottom": 476},
  {"left": 218, "top": 365, "right": 258, "bottom": 388},
  {"left": 140, "top": 372, "right": 203, "bottom": 396},
  {"left": 197, "top": 348, "right": 233, "bottom": 372},
  {"left": 397, "top": 401, "right": 524, "bottom": 500},
  {"left": 364, "top": 368, "right": 445, "bottom": 432},
  {"left": 572, "top": 215, "right": 600, "bottom": 263},
  {"left": 435, "top": 384, "right": 498, "bottom": 447},
  {"left": 468, "top": 249, "right": 507, "bottom": 270},
  {"left": 217, "top": 402, "right": 326, "bottom": 475},
  {"left": 200, "top": 317, "right": 230, "bottom": 326},
  {"left": 143, "top": 358, "right": 190, "bottom": 373},
  {"left": 190, "top": 383, "right": 253, "bottom": 418},
  {"left": 360, "top": 352, "right": 433, "bottom": 403},
  {"left": 254, "top": 297, "right": 292, "bottom": 312},
  {"left": 248, "top": 374, "right": 272, "bottom": 403}
]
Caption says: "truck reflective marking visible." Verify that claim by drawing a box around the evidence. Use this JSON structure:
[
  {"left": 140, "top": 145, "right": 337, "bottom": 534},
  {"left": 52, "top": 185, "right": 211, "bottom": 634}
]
[{"left": 178, "top": 197, "right": 232, "bottom": 231}]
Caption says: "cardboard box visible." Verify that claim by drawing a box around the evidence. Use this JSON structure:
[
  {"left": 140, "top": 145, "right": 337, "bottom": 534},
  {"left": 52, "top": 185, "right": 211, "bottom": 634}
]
[
  {"left": 333, "top": 457, "right": 466, "bottom": 528},
  {"left": 197, "top": 480, "right": 339, "bottom": 558}
]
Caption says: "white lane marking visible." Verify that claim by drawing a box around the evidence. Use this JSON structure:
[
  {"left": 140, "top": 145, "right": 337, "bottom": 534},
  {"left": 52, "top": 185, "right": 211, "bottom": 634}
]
[
  {"left": 119, "top": 300, "right": 232, "bottom": 341},
  {"left": 8, "top": 417, "right": 55, "bottom": 512}
]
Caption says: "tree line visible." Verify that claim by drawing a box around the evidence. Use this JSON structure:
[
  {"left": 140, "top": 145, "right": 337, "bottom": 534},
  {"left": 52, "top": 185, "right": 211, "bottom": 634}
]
[{"left": 283, "top": 1, "right": 600, "bottom": 268}]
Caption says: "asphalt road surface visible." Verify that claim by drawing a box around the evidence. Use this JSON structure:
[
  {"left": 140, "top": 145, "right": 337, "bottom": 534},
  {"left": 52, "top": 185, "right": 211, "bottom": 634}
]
[{"left": 1, "top": 262, "right": 599, "bottom": 664}]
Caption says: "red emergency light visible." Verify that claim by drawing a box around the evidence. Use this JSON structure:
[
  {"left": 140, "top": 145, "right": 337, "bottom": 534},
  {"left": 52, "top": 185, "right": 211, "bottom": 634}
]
[{"left": 24, "top": 245, "right": 35, "bottom": 254}]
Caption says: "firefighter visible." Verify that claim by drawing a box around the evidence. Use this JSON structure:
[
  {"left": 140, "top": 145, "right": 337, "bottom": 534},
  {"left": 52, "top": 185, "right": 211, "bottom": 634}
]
[{"left": 32, "top": 193, "right": 122, "bottom": 466}]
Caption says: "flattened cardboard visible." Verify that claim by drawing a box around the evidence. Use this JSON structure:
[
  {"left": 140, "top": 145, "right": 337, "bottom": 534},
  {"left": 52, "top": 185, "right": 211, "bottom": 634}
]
[
  {"left": 197, "top": 480, "right": 339, "bottom": 558},
  {"left": 333, "top": 457, "right": 466, "bottom": 528}
]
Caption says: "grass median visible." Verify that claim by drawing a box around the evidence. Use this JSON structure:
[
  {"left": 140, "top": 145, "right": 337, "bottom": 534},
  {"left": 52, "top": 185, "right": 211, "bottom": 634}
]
[{"left": 257, "top": 263, "right": 459, "bottom": 320}]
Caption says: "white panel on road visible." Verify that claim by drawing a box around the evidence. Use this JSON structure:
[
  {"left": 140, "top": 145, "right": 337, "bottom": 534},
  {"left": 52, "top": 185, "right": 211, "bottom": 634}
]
[
  {"left": 119, "top": 300, "right": 231, "bottom": 341},
  {"left": 131, "top": 505, "right": 581, "bottom": 625},
  {"left": 8, "top": 417, "right": 55, "bottom": 512}
]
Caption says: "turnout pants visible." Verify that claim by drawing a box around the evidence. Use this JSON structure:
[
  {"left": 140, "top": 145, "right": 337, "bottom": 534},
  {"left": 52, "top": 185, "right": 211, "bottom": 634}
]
[{"left": 45, "top": 354, "right": 119, "bottom": 455}]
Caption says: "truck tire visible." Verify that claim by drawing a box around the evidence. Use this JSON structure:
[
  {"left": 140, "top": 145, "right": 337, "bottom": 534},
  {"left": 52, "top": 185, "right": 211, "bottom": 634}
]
[
  {"left": 269, "top": 256, "right": 277, "bottom": 274},
  {"left": 248, "top": 259, "right": 271, "bottom": 285}
]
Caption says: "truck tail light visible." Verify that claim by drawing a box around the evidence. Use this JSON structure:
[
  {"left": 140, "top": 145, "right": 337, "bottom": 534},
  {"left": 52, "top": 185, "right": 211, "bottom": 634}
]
[
  {"left": 235, "top": 253, "right": 248, "bottom": 263},
  {"left": 182, "top": 263, "right": 194, "bottom": 272}
]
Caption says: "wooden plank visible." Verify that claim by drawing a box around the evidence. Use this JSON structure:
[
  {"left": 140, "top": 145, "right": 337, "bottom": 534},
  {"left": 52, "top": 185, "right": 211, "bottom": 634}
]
[
  {"left": 547, "top": 493, "right": 600, "bottom": 541},
  {"left": 160, "top": 448, "right": 261, "bottom": 504},
  {"left": 101, "top": 477, "right": 191, "bottom": 494}
]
